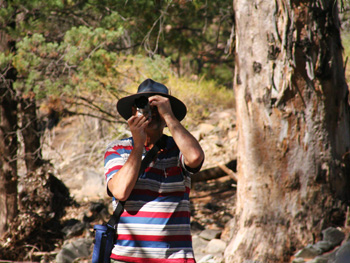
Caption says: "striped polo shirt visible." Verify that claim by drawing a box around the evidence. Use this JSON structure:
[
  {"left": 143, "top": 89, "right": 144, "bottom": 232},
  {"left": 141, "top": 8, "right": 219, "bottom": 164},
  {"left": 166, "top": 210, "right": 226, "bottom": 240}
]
[{"left": 104, "top": 136, "right": 196, "bottom": 263}]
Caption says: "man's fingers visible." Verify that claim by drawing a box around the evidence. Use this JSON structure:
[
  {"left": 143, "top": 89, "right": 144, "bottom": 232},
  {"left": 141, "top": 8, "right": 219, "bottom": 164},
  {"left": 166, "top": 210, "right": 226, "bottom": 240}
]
[{"left": 128, "top": 115, "right": 148, "bottom": 127}]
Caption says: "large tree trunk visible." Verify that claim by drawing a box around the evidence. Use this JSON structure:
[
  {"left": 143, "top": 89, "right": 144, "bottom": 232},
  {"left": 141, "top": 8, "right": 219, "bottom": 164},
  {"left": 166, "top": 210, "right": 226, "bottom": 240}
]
[
  {"left": 225, "top": 1, "right": 350, "bottom": 262},
  {"left": 0, "top": 30, "right": 18, "bottom": 236}
]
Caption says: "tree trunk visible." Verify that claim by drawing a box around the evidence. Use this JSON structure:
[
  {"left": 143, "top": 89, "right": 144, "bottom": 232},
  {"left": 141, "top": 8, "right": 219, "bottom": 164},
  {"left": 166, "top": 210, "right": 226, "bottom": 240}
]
[
  {"left": 0, "top": 34, "right": 18, "bottom": 236},
  {"left": 225, "top": 1, "right": 350, "bottom": 262},
  {"left": 20, "top": 96, "right": 43, "bottom": 172}
]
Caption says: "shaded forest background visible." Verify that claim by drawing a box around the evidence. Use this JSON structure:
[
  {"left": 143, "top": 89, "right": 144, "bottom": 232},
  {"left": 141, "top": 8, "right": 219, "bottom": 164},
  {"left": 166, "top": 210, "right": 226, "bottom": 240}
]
[{"left": 1, "top": 0, "right": 350, "bottom": 262}]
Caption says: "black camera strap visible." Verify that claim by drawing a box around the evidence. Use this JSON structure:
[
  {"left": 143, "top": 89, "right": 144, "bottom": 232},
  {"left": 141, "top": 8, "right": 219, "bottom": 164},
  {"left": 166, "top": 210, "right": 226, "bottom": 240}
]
[{"left": 106, "top": 134, "right": 167, "bottom": 229}]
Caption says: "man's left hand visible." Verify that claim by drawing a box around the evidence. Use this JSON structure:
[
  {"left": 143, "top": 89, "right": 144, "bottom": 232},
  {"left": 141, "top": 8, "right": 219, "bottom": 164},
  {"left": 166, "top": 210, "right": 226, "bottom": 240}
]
[{"left": 149, "top": 95, "right": 175, "bottom": 121}]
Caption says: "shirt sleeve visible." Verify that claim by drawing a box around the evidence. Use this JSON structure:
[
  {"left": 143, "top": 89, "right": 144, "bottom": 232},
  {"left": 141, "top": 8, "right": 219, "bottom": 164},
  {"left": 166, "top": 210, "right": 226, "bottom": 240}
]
[
  {"left": 179, "top": 152, "right": 204, "bottom": 174},
  {"left": 104, "top": 140, "right": 129, "bottom": 196}
]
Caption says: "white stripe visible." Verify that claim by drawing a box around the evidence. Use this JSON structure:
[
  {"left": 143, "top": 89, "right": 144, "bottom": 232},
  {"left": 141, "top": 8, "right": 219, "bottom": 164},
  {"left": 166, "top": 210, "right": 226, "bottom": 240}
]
[
  {"left": 135, "top": 179, "right": 186, "bottom": 193},
  {"left": 106, "top": 139, "right": 132, "bottom": 150},
  {"left": 104, "top": 159, "right": 124, "bottom": 173},
  {"left": 153, "top": 157, "right": 179, "bottom": 169},
  {"left": 117, "top": 223, "right": 191, "bottom": 235}
]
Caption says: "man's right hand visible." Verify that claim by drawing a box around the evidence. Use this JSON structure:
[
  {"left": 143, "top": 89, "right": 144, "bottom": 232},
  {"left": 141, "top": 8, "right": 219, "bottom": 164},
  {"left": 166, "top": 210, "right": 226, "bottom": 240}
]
[
  {"left": 108, "top": 114, "right": 149, "bottom": 201},
  {"left": 127, "top": 112, "right": 149, "bottom": 149}
]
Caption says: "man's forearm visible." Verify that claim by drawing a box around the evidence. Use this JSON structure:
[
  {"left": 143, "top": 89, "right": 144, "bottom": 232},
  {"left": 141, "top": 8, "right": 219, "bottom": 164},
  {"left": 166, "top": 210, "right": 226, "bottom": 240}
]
[
  {"left": 164, "top": 114, "right": 204, "bottom": 169},
  {"left": 107, "top": 145, "right": 143, "bottom": 201}
]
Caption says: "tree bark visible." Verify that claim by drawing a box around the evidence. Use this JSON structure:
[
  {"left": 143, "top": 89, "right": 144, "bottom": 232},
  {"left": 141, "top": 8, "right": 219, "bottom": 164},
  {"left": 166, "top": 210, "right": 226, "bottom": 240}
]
[
  {"left": 225, "top": 1, "right": 350, "bottom": 262},
  {"left": 0, "top": 33, "right": 18, "bottom": 236},
  {"left": 20, "top": 96, "right": 43, "bottom": 172}
]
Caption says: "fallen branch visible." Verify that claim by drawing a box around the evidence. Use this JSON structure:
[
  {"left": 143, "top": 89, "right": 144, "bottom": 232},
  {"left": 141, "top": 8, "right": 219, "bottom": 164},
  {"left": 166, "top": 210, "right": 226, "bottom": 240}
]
[
  {"left": 32, "top": 251, "right": 58, "bottom": 257},
  {"left": 217, "top": 162, "right": 238, "bottom": 182},
  {"left": 192, "top": 160, "right": 237, "bottom": 183}
]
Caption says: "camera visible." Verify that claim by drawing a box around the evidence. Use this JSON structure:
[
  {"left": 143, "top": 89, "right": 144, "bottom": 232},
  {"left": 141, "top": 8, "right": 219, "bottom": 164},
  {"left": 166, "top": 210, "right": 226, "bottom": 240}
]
[{"left": 134, "top": 96, "right": 151, "bottom": 120}]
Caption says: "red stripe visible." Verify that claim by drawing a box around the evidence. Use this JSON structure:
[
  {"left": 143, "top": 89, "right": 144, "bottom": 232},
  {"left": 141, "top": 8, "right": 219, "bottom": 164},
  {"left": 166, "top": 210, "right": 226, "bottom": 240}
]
[
  {"left": 104, "top": 145, "right": 133, "bottom": 159},
  {"left": 122, "top": 211, "right": 190, "bottom": 218},
  {"left": 111, "top": 255, "right": 195, "bottom": 263},
  {"left": 113, "top": 145, "right": 133, "bottom": 151},
  {"left": 145, "top": 167, "right": 181, "bottom": 175},
  {"left": 117, "top": 234, "right": 192, "bottom": 242},
  {"left": 165, "top": 167, "right": 183, "bottom": 176},
  {"left": 106, "top": 165, "right": 122, "bottom": 177},
  {"left": 104, "top": 150, "right": 120, "bottom": 159},
  {"left": 146, "top": 166, "right": 183, "bottom": 177}
]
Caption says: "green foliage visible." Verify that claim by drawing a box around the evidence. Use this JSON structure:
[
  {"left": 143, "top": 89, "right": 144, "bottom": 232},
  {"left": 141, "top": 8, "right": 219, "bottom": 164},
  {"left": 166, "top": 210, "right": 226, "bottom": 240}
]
[
  {"left": 12, "top": 25, "right": 125, "bottom": 98},
  {"left": 86, "top": 0, "right": 235, "bottom": 86},
  {"left": 141, "top": 55, "right": 173, "bottom": 83},
  {"left": 4, "top": 0, "right": 235, "bottom": 118},
  {"left": 0, "top": 52, "right": 13, "bottom": 71}
]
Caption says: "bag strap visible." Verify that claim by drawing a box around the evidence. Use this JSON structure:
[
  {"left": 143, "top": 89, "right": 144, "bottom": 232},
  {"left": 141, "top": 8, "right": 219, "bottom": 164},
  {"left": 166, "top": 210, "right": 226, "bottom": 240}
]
[{"left": 107, "top": 135, "right": 167, "bottom": 229}]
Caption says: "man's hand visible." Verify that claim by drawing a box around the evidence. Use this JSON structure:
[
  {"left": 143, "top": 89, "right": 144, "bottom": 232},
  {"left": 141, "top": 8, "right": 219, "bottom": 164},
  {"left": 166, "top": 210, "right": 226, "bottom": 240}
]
[
  {"left": 149, "top": 95, "right": 175, "bottom": 122},
  {"left": 128, "top": 111, "right": 149, "bottom": 148}
]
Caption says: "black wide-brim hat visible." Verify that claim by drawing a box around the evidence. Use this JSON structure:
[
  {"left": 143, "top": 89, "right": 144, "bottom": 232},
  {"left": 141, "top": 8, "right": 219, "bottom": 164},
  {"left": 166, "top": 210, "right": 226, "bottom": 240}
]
[{"left": 117, "top": 78, "right": 187, "bottom": 121}]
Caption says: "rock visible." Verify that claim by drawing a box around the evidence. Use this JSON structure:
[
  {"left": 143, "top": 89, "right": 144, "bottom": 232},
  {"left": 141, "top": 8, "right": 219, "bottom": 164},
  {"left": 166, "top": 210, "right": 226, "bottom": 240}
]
[
  {"left": 192, "top": 235, "right": 210, "bottom": 260},
  {"left": 198, "top": 254, "right": 215, "bottom": 263},
  {"left": 61, "top": 219, "right": 86, "bottom": 238},
  {"left": 205, "top": 239, "right": 227, "bottom": 254},
  {"left": 199, "top": 229, "right": 222, "bottom": 241},
  {"left": 221, "top": 218, "right": 235, "bottom": 242},
  {"left": 55, "top": 238, "right": 92, "bottom": 263},
  {"left": 197, "top": 254, "right": 224, "bottom": 263},
  {"left": 192, "top": 123, "right": 216, "bottom": 141},
  {"left": 294, "top": 244, "right": 322, "bottom": 259},
  {"left": 309, "top": 255, "right": 330, "bottom": 263},
  {"left": 84, "top": 201, "right": 110, "bottom": 223},
  {"left": 322, "top": 227, "right": 345, "bottom": 248},
  {"left": 332, "top": 240, "right": 350, "bottom": 263},
  {"left": 70, "top": 170, "right": 107, "bottom": 202},
  {"left": 192, "top": 234, "right": 210, "bottom": 249},
  {"left": 292, "top": 258, "right": 306, "bottom": 263},
  {"left": 313, "top": 240, "right": 333, "bottom": 253},
  {"left": 191, "top": 220, "right": 205, "bottom": 234}
]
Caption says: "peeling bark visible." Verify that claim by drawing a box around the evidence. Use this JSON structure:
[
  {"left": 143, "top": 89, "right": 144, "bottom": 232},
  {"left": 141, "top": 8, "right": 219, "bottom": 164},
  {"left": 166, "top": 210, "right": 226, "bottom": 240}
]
[{"left": 226, "top": 0, "right": 350, "bottom": 262}]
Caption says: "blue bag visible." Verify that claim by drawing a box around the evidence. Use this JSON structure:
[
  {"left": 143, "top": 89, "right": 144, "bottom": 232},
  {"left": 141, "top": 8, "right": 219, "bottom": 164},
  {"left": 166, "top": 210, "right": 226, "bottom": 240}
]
[
  {"left": 92, "top": 201, "right": 124, "bottom": 263},
  {"left": 92, "top": 224, "right": 115, "bottom": 263}
]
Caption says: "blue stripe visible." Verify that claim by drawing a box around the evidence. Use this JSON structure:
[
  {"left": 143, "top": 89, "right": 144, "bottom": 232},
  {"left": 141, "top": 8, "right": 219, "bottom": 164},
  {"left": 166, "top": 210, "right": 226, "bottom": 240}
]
[
  {"left": 116, "top": 240, "right": 192, "bottom": 248},
  {"left": 106, "top": 170, "right": 119, "bottom": 178},
  {"left": 104, "top": 153, "right": 121, "bottom": 164},
  {"left": 119, "top": 216, "right": 190, "bottom": 225}
]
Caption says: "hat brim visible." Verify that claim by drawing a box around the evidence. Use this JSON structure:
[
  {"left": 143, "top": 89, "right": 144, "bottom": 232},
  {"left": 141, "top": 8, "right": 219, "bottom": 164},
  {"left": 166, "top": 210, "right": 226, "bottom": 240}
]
[{"left": 117, "top": 92, "right": 187, "bottom": 121}]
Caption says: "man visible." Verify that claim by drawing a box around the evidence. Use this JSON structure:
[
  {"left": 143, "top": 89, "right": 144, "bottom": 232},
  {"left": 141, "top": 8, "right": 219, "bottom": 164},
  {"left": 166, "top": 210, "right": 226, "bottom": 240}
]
[{"left": 104, "top": 79, "right": 205, "bottom": 262}]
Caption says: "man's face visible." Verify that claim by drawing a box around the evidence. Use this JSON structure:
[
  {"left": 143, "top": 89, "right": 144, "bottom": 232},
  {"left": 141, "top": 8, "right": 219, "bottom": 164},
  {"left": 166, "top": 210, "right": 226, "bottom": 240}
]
[
  {"left": 132, "top": 97, "right": 166, "bottom": 132},
  {"left": 145, "top": 105, "right": 166, "bottom": 131}
]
